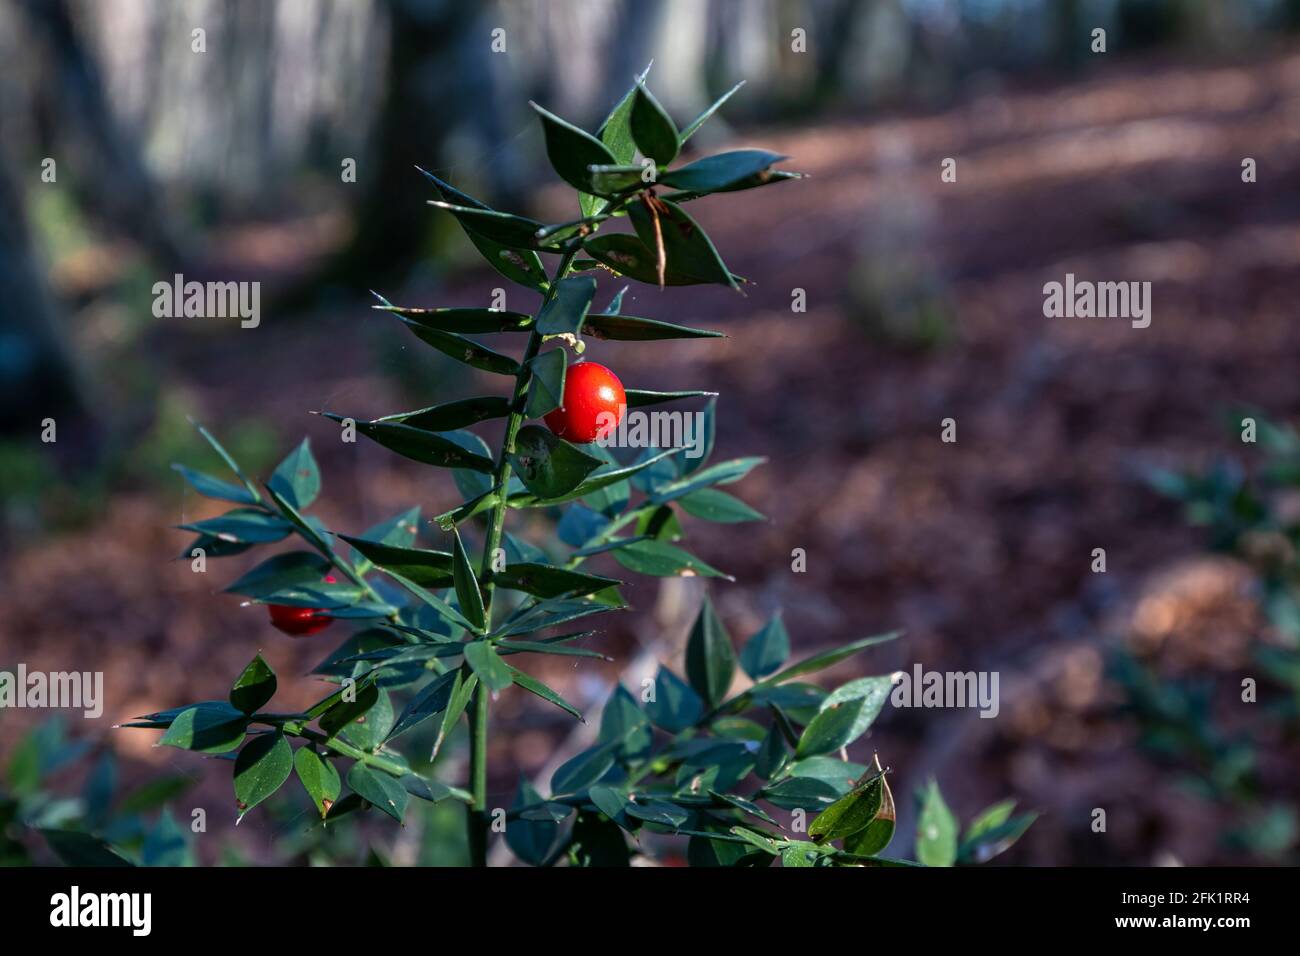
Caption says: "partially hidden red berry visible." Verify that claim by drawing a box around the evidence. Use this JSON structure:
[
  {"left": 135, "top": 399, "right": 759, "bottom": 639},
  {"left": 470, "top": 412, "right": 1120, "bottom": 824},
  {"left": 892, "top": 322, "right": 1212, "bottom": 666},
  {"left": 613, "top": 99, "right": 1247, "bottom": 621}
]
[
  {"left": 268, "top": 574, "right": 336, "bottom": 637},
  {"left": 543, "top": 361, "right": 626, "bottom": 444}
]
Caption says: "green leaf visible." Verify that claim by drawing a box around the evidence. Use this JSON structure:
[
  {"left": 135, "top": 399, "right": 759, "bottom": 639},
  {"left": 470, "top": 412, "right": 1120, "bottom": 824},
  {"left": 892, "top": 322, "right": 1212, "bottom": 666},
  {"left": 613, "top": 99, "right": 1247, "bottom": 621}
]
[
  {"left": 323, "top": 417, "right": 496, "bottom": 471},
  {"left": 463, "top": 641, "right": 513, "bottom": 693},
  {"left": 371, "top": 302, "right": 532, "bottom": 334},
  {"left": 781, "top": 841, "right": 829, "bottom": 867},
  {"left": 739, "top": 614, "right": 790, "bottom": 680},
  {"left": 755, "top": 721, "right": 787, "bottom": 780},
  {"left": 508, "top": 425, "right": 603, "bottom": 499},
  {"left": 598, "top": 685, "right": 652, "bottom": 758},
  {"left": 915, "top": 778, "right": 958, "bottom": 867},
  {"left": 293, "top": 747, "right": 341, "bottom": 818},
  {"left": 495, "top": 595, "right": 622, "bottom": 638},
  {"left": 649, "top": 456, "right": 765, "bottom": 503},
  {"left": 630, "top": 82, "right": 679, "bottom": 165},
  {"left": 760, "top": 775, "right": 842, "bottom": 812},
  {"left": 426, "top": 199, "right": 546, "bottom": 248},
  {"left": 451, "top": 528, "right": 487, "bottom": 632},
  {"left": 795, "top": 675, "right": 894, "bottom": 758},
  {"left": 729, "top": 826, "right": 780, "bottom": 855},
  {"left": 431, "top": 669, "right": 478, "bottom": 760},
  {"left": 965, "top": 799, "right": 1016, "bottom": 843},
  {"left": 680, "top": 80, "right": 744, "bottom": 142},
  {"left": 387, "top": 670, "right": 459, "bottom": 741},
  {"left": 809, "top": 771, "right": 884, "bottom": 843},
  {"left": 392, "top": 320, "right": 522, "bottom": 375},
  {"left": 346, "top": 763, "right": 409, "bottom": 823},
  {"left": 625, "top": 798, "right": 689, "bottom": 828},
  {"left": 845, "top": 770, "right": 896, "bottom": 856},
  {"left": 337, "top": 535, "right": 454, "bottom": 588},
  {"left": 588, "top": 784, "right": 634, "bottom": 830},
  {"left": 158, "top": 704, "right": 247, "bottom": 754},
  {"left": 531, "top": 101, "right": 618, "bottom": 196},
  {"left": 551, "top": 741, "right": 618, "bottom": 794},
  {"left": 709, "top": 789, "right": 779, "bottom": 827},
  {"left": 659, "top": 149, "right": 787, "bottom": 194},
  {"left": 318, "top": 680, "right": 380, "bottom": 738},
  {"left": 587, "top": 164, "right": 651, "bottom": 195},
  {"left": 40, "top": 830, "right": 132, "bottom": 867},
  {"left": 224, "top": 551, "right": 332, "bottom": 599},
  {"left": 234, "top": 732, "right": 293, "bottom": 821},
  {"left": 629, "top": 197, "right": 737, "bottom": 289},
  {"left": 415, "top": 168, "right": 548, "bottom": 292},
  {"left": 508, "top": 778, "right": 558, "bottom": 865},
  {"left": 375, "top": 396, "right": 511, "bottom": 433},
  {"left": 644, "top": 666, "right": 704, "bottom": 733},
  {"left": 268, "top": 438, "right": 320, "bottom": 510},
  {"left": 509, "top": 666, "right": 584, "bottom": 721},
  {"left": 178, "top": 508, "right": 290, "bottom": 544},
  {"left": 516, "top": 448, "right": 682, "bottom": 508},
  {"left": 193, "top": 421, "right": 261, "bottom": 503},
  {"left": 752, "top": 631, "right": 903, "bottom": 690},
  {"left": 685, "top": 598, "right": 736, "bottom": 709},
  {"left": 261, "top": 484, "right": 334, "bottom": 554},
  {"left": 526, "top": 348, "right": 566, "bottom": 420},
  {"left": 230, "top": 654, "right": 277, "bottom": 715},
  {"left": 172, "top": 464, "right": 256, "bottom": 505},
  {"left": 583, "top": 232, "right": 711, "bottom": 286},
  {"left": 958, "top": 803, "right": 1037, "bottom": 864},
  {"left": 536, "top": 275, "right": 597, "bottom": 339},
  {"left": 597, "top": 64, "right": 653, "bottom": 166},
  {"left": 569, "top": 811, "right": 630, "bottom": 866},
  {"left": 339, "top": 686, "right": 395, "bottom": 750},
  {"left": 625, "top": 388, "right": 716, "bottom": 409},
  {"left": 142, "top": 810, "right": 191, "bottom": 866},
  {"left": 493, "top": 562, "right": 621, "bottom": 600},
  {"left": 611, "top": 538, "right": 730, "bottom": 579},
  {"left": 678, "top": 488, "right": 763, "bottom": 523},
  {"left": 580, "top": 313, "right": 723, "bottom": 341}
]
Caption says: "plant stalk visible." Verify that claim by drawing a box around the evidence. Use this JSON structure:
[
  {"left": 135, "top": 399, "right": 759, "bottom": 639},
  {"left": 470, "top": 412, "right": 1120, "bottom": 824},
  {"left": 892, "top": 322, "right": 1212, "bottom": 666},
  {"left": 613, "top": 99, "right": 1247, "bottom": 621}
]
[{"left": 464, "top": 245, "right": 579, "bottom": 866}]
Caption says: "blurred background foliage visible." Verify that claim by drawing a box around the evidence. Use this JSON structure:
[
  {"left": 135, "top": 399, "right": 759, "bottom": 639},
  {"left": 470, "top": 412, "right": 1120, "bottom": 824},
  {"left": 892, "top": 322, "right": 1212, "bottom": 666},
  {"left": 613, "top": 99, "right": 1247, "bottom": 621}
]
[{"left": 4, "top": 0, "right": 1300, "bottom": 865}]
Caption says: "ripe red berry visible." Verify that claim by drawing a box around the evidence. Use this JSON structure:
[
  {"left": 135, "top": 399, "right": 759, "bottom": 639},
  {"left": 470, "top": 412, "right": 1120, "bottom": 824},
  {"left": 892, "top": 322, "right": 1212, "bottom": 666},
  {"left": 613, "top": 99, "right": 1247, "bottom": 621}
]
[
  {"left": 543, "top": 361, "right": 626, "bottom": 444},
  {"left": 268, "top": 574, "right": 337, "bottom": 637}
]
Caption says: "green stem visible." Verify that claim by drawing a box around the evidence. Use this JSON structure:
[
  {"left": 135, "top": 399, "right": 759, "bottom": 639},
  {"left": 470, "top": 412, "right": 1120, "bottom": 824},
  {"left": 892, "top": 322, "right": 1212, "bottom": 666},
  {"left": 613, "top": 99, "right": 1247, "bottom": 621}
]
[{"left": 464, "top": 244, "right": 580, "bottom": 866}]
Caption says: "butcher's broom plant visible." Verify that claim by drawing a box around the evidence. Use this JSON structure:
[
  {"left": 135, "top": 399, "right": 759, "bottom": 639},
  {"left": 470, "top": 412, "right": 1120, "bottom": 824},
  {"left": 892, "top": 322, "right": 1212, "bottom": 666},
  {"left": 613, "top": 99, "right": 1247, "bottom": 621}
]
[{"left": 125, "top": 72, "right": 1030, "bottom": 867}]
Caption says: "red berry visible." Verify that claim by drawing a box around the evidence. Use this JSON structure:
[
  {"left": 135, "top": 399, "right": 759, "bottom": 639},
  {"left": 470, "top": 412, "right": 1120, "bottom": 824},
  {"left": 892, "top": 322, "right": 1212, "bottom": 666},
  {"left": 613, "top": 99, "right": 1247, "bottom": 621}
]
[
  {"left": 544, "top": 362, "right": 626, "bottom": 444},
  {"left": 268, "top": 574, "right": 337, "bottom": 637}
]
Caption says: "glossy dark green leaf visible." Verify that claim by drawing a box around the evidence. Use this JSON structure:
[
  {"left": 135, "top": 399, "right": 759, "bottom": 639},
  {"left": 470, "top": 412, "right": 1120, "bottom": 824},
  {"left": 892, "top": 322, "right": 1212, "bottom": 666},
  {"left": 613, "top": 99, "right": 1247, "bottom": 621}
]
[
  {"left": 431, "top": 668, "right": 477, "bottom": 760},
  {"left": 495, "top": 595, "right": 622, "bottom": 637},
  {"left": 626, "top": 798, "right": 689, "bottom": 828},
  {"left": 915, "top": 778, "right": 958, "bottom": 867},
  {"left": 583, "top": 232, "right": 709, "bottom": 286},
  {"left": 752, "top": 631, "right": 903, "bottom": 690},
  {"left": 172, "top": 464, "right": 257, "bottom": 505},
  {"left": 755, "top": 721, "right": 787, "bottom": 780},
  {"left": 957, "top": 811, "right": 1038, "bottom": 864},
  {"left": 588, "top": 783, "right": 634, "bottom": 830},
  {"left": 268, "top": 438, "right": 321, "bottom": 511},
  {"left": 629, "top": 197, "right": 736, "bottom": 289},
  {"left": 685, "top": 598, "right": 736, "bottom": 709},
  {"left": 597, "top": 64, "right": 653, "bottom": 166},
  {"left": 339, "top": 686, "right": 395, "bottom": 751},
  {"left": 536, "top": 275, "right": 597, "bottom": 339},
  {"left": 247, "top": 579, "right": 364, "bottom": 610},
  {"left": 738, "top": 614, "right": 791, "bottom": 681},
  {"left": 371, "top": 302, "right": 532, "bottom": 334},
  {"left": 680, "top": 79, "right": 744, "bottom": 142},
  {"left": 630, "top": 83, "right": 678, "bottom": 165},
  {"left": 262, "top": 485, "right": 334, "bottom": 555},
  {"left": 709, "top": 790, "right": 778, "bottom": 827},
  {"left": 796, "top": 676, "right": 894, "bottom": 758},
  {"left": 509, "top": 666, "right": 584, "bottom": 721},
  {"left": 338, "top": 535, "right": 454, "bottom": 588},
  {"left": 463, "top": 641, "right": 513, "bottom": 693},
  {"left": 158, "top": 704, "right": 247, "bottom": 754},
  {"left": 404, "top": 774, "right": 470, "bottom": 805},
  {"left": 427, "top": 199, "right": 546, "bottom": 248},
  {"left": 531, "top": 101, "right": 618, "bottom": 196},
  {"left": 493, "top": 562, "right": 620, "bottom": 600},
  {"left": 612, "top": 539, "right": 730, "bottom": 579},
  {"left": 318, "top": 680, "right": 380, "bottom": 738},
  {"left": 526, "top": 348, "right": 566, "bottom": 420},
  {"left": 625, "top": 388, "right": 716, "bottom": 409},
  {"left": 293, "top": 747, "right": 341, "bottom": 818},
  {"left": 234, "top": 732, "right": 293, "bottom": 820},
  {"left": 659, "top": 149, "right": 786, "bottom": 193},
  {"left": 323, "top": 416, "right": 496, "bottom": 471},
  {"left": 178, "top": 508, "right": 290, "bottom": 544},
  {"left": 516, "top": 448, "right": 682, "bottom": 509},
  {"left": 688, "top": 829, "right": 774, "bottom": 867},
  {"left": 394, "top": 320, "right": 522, "bottom": 375},
  {"left": 508, "top": 425, "right": 603, "bottom": 499},
  {"left": 580, "top": 313, "right": 723, "bottom": 341},
  {"left": 845, "top": 771, "right": 896, "bottom": 857},
  {"left": 598, "top": 684, "right": 651, "bottom": 758},
  {"left": 667, "top": 170, "right": 802, "bottom": 203},
  {"left": 678, "top": 487, "right": 764, "bottom": 523},
  {"left": 508, "top": 778, "right": 558, "bottom": 865},
  {"left": 387, "top": 670, "right": 459, "bottom": 741},
  {"left": 587, "top": 164, "right": 649, "bottom": 195},
  {"left": 644, "top": 666, "right": 704, "bottom": 733},
  {"left": 451, "top": 528, "right": 486, "bottom": 632},
  {"left": 415, "top": 167, "right": 548, "bottom": 292},
  {"left": 497, "top": 636, "right": 605, "bottom": 660},
  {"left": 809, "top": 771, "right": 884, "bottom": 843},
  {"left": 760, "top": 775, "right": 842, "bottom": 812},
  {"left": 649, "top": 456, "right": 765, "bottom": 504},
  {"left": 781, "top": 841, "right": 829, "bottom": 867},
  {"left": 346, "top": 763, "right": 409, "bottom": 823},
  {"left": 551, "top": 741, "right": 618, "bottom": 794},
  {"left": 375, "top": 397, "right": 511, "bottom": 433},
  {"left": 229, "top": 654, "right": 277, "bottom": 715},
  {"left": 224, "top": 551, "right": 332, "bottom": 599},
  {"left": 729, "top": 826, "right": 780, "bottom": 855}
]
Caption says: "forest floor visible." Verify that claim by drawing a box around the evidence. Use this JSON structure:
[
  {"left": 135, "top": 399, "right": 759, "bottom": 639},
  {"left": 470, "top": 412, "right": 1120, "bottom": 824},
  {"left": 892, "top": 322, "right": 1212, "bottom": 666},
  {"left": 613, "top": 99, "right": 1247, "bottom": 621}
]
[{"left": 5, "top": 47, "right": 1300, "bottom": 865}]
